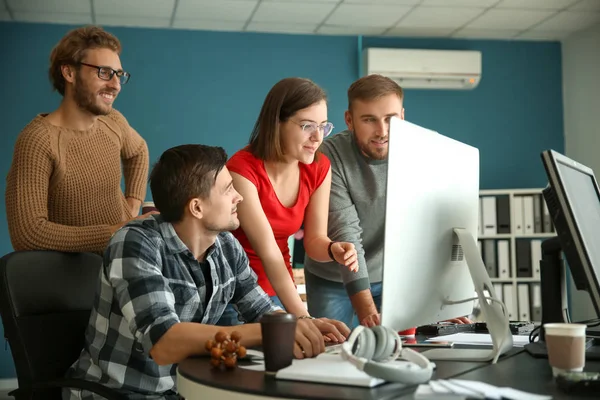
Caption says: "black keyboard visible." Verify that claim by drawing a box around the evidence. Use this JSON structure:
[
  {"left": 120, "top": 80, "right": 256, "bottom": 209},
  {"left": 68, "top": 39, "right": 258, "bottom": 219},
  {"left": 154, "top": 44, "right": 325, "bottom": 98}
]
[
  {"left": 416, "top": 323, "right": 477, "bottom": 336},
  {"left": 475, "top": 321, "right": 535, "bottom": 335},
  {"left": 417, "top": 321, "right": 536, "bottom": 337}
]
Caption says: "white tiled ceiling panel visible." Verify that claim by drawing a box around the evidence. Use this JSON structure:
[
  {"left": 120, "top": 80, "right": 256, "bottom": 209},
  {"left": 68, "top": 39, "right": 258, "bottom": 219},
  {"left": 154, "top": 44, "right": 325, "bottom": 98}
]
[
  {"left": 465, "top": 9, "right": 555, "bottom": 30},
  {"left": 95, "top": 15, "right": 171, "bottom": 28},
  {"left": 252, "top": 1, "right": 336, "bottom": 24},
  {"left": 94, "top": 0, "right": 176, "bottom": 18},
  {"left": 7, "top": 0, "right": 91, "bottom": 14},
  {"left": 396, "top": 7, "right": 484, "bottom": 29},
  {"left": 0, "top": 0, "right": 598, "bottom": 41},
  {"left": 175, "top": 0, "right": 258, "bottom": 22},
  {"left": 13, "top": 11, "right": 92, "bottom": 25},
  {"left": 570, "top": 0, "right": 600, "bottom": 11},
  {"left": 0, "top": 3, "right": 9, "bottom": 22},
  {"left": 532, "top": 11, "right": 600, "bottom": 32},
  {"left": 495, "top": 0, "right": 580, "bottom": 10},
  {"left": 324, "top": 4, "right": 413, "bottom": 27}
]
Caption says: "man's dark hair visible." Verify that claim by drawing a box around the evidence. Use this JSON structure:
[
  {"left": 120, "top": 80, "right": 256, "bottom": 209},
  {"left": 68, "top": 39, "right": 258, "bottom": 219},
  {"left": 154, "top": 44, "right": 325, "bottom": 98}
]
[{"left": 150, "top": 144, "right": 227, "bottom": 222}]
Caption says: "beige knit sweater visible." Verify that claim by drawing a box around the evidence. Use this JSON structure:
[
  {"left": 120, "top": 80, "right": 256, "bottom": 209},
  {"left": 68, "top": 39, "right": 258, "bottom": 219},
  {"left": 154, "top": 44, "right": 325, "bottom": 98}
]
[{"left": 5, "top": 109, "right": 149, "bottom": 253}]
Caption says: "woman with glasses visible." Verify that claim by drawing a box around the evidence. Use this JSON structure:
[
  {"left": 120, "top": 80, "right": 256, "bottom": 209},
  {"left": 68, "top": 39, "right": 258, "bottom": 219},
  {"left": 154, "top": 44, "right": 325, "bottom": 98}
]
[{"left": 220, "top": 78, "right": 358, "bottom": 341}]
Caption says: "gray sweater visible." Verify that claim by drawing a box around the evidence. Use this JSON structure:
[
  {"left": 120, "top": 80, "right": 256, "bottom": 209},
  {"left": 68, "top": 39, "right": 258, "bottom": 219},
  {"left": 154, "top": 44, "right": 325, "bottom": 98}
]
[{"left": 304, "top": 130, "right": 387, "bottom": 296}]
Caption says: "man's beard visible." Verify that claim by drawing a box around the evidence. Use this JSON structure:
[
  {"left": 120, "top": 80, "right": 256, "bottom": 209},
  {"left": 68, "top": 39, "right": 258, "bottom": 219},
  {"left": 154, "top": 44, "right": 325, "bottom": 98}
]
[
  {"left": 73, "top": 74, "right": 112, "bottom": 116},
  {"left": 204, "top": 218, "right": 240, "bottom": 233},
  {"left": 357, "top": 137, "right": 388, "bottom": 160}
]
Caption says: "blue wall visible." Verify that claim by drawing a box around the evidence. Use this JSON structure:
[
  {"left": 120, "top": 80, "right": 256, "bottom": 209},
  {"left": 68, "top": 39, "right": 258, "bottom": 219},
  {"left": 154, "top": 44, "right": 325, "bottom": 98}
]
[{"left": 0, "top": 22, "right": 563, "bottom": 378}]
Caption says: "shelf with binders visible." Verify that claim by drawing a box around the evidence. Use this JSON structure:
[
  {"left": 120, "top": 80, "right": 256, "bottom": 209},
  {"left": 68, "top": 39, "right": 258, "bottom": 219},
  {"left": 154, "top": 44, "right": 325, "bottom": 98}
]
[
  {"left": 479, "top": 188, "right": 556, "bottom": 237},
  {"left": 477, "top": 188, "right": 556, "bottom": 322},
  {"left": 515, "top": 233, "right": 556, "bottom": 239},
  {"left": 480, "top": 234, "right": 553, "bottom": 240}
]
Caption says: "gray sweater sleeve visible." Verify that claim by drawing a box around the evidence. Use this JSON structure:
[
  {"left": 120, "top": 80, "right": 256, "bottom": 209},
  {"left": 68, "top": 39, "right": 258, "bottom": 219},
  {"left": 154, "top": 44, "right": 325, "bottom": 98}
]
[{"left": 322, "top": 141, "right": 371, "bottom": 296}]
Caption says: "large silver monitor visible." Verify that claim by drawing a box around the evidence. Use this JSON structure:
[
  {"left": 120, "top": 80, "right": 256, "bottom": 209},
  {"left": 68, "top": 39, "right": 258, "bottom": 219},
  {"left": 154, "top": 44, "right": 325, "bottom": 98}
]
[{"left": 380, "top": 117, "right": 512, "bottom": 362}]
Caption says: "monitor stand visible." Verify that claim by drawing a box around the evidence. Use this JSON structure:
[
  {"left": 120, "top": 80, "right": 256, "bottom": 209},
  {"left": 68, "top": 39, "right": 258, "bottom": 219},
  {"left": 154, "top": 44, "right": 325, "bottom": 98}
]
[
  {"left": 421, "top": 228, "right": 513, "bottom": 364},
  {"left": 524, "top": 236, "right": 600, "bottom": 360}
]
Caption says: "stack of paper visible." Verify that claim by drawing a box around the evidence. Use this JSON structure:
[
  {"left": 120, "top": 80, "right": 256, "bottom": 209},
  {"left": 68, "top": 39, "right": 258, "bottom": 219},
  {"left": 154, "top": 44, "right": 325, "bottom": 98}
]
[
  {"left": 275, "top": 352, "right": 418, "bottom": 387},
  {"left": 426, "top": 333, "right": 531, "bottom": 347},
  {"left": 275, "top": 353, "right": 388, "bottom": 387},
  {"left": 415, "top": 379, "right": 552, "bottom": 400}
]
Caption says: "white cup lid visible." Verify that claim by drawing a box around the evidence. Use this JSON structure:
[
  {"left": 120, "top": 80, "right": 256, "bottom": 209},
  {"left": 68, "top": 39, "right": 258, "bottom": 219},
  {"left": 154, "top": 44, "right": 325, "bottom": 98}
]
[{"left": 544, "top": 323, "right": 587, "bottom": 337}]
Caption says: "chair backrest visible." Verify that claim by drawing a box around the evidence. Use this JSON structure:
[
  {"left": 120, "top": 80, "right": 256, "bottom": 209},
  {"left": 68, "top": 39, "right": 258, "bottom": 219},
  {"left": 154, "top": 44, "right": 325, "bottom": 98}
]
[{"left": 0, "top": 251, "right": 102, "bottom": 395}]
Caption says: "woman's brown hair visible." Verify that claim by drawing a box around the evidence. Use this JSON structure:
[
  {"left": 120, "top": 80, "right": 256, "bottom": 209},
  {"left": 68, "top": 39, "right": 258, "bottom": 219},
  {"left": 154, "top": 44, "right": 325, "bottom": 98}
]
[{"left": 249, "top": 77, "right": 327, "bottom": 162}]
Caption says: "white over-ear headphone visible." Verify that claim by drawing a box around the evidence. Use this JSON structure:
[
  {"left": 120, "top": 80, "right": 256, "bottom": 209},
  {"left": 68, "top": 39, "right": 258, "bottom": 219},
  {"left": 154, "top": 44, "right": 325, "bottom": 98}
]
[{"left": 341, "top": 325, "right": 434, "bottom": 384}]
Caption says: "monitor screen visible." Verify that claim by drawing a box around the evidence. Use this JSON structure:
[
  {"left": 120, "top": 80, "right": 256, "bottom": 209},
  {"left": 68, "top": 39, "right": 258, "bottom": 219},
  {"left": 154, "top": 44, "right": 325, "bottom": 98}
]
[
  {"left": 380, "top": 117, "right": 479, "bottom": 331},
  {"left": 541, "top": 150, "right": 600, "bottom": 315}
]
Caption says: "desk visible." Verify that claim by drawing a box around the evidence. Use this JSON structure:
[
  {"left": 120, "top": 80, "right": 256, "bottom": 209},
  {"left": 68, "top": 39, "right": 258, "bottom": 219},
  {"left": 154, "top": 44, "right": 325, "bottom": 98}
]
[
  {"left": 177, "top": 347, "right": 522, "bottom": 400},
  {"left": 396, "top": 350, "right": 600, "bottom": 400}
]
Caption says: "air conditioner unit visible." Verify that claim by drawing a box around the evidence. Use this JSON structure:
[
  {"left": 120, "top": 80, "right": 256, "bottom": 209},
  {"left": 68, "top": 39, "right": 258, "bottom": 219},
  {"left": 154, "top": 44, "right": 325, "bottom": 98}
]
[{"left": 362, "top": 48, "right": 482, "bottom": 90}]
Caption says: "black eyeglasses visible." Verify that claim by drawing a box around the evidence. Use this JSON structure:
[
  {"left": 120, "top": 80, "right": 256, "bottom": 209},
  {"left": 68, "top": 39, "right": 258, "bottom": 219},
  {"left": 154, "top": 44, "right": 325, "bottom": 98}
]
[{"left": 79, "top": 62, "right": 131, "bottom": 85}]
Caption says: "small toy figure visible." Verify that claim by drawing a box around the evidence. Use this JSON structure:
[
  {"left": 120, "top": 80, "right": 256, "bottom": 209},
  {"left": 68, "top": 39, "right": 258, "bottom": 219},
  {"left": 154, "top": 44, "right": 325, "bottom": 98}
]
[{"left": 206, "top": 331, "right": 247, "bottom": 368}]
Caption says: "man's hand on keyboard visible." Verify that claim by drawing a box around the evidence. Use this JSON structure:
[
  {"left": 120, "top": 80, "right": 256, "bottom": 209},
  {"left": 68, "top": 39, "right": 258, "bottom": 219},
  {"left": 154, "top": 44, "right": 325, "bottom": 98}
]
[
  {"left": 312, "top": 317, "right": 350, "bottom": 344},
  {"left": 442, "top": 316, "right": 473, "bottom": 324},
  {"left": 360, "top": 313, "right": 381, "bottom": 327}
]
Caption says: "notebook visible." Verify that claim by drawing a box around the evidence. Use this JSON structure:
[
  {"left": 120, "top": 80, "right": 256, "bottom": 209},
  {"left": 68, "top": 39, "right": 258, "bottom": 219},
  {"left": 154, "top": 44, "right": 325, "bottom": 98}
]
[{"left": 275, "top": 352, "right": 412, "bottom": 388}]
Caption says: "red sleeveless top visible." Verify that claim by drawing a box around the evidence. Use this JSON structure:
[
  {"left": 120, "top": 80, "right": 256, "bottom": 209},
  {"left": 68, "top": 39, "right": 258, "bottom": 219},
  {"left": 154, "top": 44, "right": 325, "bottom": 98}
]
[{"left": 227, "top": 149, "right": 330, "bottom": 296}]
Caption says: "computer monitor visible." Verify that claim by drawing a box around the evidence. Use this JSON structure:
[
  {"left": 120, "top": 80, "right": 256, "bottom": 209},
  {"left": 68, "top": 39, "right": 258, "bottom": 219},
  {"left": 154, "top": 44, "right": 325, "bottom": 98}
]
[
  {"left": 380, "top": 117, "right": 512, "bottom": 362},
  {"left": 540, "top": 150, "right": 600, "bottom": 320},
  {"left": 524, "top": 150, "right": 600, "bottom": 361}
]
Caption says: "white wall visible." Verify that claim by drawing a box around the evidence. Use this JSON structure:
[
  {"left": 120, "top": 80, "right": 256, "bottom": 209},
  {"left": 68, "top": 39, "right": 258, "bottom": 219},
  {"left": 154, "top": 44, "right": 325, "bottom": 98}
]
[{"left": 562, "top": 23, "right": 600, "bottom": 322}]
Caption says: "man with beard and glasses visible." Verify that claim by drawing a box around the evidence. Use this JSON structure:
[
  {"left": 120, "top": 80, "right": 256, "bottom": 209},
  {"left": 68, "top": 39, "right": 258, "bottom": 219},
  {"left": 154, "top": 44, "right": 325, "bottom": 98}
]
[
  {"left": 5, "top": 25, "right": 150, "bottom": 254},
  {"left": 65, "top": 145, "right": 329, "bottom": 400},
  {"left": 304, "top": 74, "right": 472, "bottom": 329}
]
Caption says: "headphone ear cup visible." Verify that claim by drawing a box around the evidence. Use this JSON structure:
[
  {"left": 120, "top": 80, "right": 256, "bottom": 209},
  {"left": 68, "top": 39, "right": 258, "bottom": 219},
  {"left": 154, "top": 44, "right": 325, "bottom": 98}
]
[
  {"left": 371, "top": 325, "right": 397, "bottom": 361},
  {"left": 345, "top": 325, "right": 433, "bottom": 385},
  {"left": 353, "top": 326, "right": 375, "bottom": 359}
]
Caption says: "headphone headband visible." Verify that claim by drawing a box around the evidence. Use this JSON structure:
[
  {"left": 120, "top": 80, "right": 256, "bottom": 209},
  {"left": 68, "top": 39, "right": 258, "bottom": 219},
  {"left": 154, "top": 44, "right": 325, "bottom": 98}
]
[{"left": 341, "top": 325, "right": 434, "bottom": 385}]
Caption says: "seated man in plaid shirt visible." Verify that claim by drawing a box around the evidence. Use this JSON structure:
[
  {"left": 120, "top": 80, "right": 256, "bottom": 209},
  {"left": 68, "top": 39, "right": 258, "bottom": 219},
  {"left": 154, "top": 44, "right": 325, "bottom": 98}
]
[{"left": 64, "top": 144, "right": 349, "bottom": 399}]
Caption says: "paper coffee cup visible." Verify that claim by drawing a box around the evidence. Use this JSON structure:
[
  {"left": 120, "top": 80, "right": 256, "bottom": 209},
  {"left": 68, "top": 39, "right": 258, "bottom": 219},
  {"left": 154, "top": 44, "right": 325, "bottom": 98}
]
[{"left": 543, "top": 323, "right": 586, "bottom": 377}]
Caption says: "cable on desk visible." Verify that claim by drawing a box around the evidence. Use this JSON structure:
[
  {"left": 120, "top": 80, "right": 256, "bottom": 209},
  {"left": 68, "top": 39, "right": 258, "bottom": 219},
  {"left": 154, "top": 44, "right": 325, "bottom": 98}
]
[
  {"left": 529, "top": 325, "right": 541, "bottom": 343},
  {"left": 528, "top": 317, "right": 600, "bottom": 343}
]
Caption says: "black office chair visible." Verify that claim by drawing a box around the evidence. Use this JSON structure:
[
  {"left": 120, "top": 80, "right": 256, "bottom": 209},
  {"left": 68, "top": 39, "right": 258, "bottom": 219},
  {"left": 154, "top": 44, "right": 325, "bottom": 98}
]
[{"left": 0, "top": 251, "right": 126, "bottom": 400}]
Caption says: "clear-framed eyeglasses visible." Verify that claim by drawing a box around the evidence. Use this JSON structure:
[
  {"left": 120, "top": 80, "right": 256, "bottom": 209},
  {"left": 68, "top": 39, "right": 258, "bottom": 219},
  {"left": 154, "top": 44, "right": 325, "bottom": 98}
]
[
  {"left": 290, "top": 120, "right": 334, "bottom": 137},
  {"left": 79, "top": 62, "right": 131, "bottom": 85}
]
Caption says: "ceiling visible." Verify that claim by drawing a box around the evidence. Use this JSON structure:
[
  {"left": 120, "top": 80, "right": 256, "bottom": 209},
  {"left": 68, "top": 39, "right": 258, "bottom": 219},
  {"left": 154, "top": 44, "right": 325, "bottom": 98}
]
[{"left": 1, "top": 0, "right": 599, "bottom": 41}]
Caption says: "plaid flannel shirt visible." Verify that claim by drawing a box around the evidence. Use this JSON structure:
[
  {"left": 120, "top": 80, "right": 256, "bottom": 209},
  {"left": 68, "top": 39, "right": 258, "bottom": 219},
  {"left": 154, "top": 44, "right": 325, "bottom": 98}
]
[{"left": 64, "top": 215, "right": 279, "bottom": 399}]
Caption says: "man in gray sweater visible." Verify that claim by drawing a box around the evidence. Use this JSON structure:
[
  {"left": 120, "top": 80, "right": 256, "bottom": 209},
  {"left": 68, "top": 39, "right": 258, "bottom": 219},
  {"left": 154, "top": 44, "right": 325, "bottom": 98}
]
[{"left": 304, "top": 74, "right": 404, "bottom": 328}]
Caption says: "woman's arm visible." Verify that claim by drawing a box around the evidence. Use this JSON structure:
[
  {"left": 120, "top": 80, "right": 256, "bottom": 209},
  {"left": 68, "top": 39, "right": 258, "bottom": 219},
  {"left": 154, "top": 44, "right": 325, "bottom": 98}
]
[
  {"left": 303, "top": 168, "right": 358, "bottom": 271},
  {"left": 230, "top": 172, "right": 309, "bottom": 316}
]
